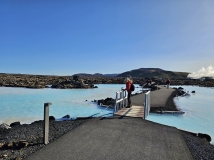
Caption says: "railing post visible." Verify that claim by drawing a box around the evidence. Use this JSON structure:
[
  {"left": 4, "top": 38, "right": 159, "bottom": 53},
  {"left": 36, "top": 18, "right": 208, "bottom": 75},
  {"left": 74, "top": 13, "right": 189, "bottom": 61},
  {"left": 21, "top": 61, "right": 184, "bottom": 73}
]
[
  {"left": 121, "top": 88, "right": 125, "bottom": 108},
  {"left": 44, "top": 102, "right": 52, "bottom": 145},
  {"left": 120, "top": 91, "right": 123, "bottom": 109},
  {"left": 144, "top": 94, "right": 147, "bottom": 119},
  {"left": 124, "top": 91, "right": 127, "bottom": 107},
  {"left": 114, "top": 89, "right": 128, "bottom": 114},
  {"left": 148, "top": 91, "right": 150, "bottom": 114},
  {"left": 114, "top": 93, "right": 118, "bottom": 113},
  {"left": 122, "top": 90, "right": 125, "bottom": 108}
]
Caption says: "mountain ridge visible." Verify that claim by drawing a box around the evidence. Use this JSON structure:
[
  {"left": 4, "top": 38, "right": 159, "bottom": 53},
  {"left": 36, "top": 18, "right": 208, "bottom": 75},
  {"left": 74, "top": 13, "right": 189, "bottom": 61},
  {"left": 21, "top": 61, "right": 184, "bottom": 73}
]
[
  {"left": 72, "top": 68, "right": 189, "bottom": 79},
  {"left": 117, "top": 68, "right": 189, "bottom": 79},
  {"left": 72, "top": 73, "right": 119, "bottom": 77}
]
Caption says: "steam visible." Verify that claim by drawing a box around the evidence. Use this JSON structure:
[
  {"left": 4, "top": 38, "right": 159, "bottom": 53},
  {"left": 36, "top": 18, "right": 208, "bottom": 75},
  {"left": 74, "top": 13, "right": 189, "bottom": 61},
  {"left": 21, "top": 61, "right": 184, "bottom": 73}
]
[{"left": 188, "top": 65, "right": 214, "bottom": 79}]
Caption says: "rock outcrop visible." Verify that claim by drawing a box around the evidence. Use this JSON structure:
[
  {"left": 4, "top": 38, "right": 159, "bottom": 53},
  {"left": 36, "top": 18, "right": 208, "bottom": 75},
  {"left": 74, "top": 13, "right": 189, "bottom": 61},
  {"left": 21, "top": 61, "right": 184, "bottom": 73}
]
[{"left": 96, "top": 97, "right": 115, "bottom": 108}]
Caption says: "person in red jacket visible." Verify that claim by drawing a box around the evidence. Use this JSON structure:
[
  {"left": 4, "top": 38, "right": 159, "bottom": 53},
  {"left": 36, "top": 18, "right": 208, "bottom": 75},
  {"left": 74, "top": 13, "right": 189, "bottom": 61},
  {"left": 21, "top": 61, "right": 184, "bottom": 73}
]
[
  {"left": 166, "top": 79, "right": 170, "bottom": 89},
  {"left": 123, "top": 77, "right": 133, "bottom": 108}
]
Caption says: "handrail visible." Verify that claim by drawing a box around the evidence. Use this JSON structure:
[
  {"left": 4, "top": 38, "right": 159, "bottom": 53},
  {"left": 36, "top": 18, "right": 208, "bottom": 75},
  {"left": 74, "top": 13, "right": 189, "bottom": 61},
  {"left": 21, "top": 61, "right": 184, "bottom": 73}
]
[
  {"left": 114, "top": 88, "right": 150, "bottom": 119},
  {"left": 114, "top": 89, "right": 127, "bottom": 113}
]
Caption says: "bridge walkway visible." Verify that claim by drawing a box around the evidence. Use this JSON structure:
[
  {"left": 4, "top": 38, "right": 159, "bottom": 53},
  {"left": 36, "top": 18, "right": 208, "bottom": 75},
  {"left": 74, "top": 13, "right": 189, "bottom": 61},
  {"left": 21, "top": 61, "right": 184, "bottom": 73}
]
[{"left": 114, "top": 105, "right": 144, "bottom": 118}]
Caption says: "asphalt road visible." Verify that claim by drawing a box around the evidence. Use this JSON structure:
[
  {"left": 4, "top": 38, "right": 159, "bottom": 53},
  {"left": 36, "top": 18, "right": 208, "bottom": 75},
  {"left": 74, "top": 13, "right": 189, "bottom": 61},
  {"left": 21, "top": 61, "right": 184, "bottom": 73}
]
[
  {"left": 26, "top": 117, "right": 193, "bottom": 160},
  {"left": 131, "top": 86, "right": 175, "bottom": 108}
]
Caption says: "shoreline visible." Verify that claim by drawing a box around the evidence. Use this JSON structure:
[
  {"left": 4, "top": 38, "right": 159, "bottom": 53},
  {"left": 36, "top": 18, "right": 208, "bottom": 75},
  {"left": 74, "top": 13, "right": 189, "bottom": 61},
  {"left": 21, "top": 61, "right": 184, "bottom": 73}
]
[{"left": 1, "top": 73, "right": 214, "bottom": 89}]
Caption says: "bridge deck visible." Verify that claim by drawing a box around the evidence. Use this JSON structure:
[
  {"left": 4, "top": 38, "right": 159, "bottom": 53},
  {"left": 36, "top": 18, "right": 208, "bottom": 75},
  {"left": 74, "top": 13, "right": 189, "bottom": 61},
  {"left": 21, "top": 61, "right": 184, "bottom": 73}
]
[{"left": 114, "top": 105, "right": 144, "bottom": 118}]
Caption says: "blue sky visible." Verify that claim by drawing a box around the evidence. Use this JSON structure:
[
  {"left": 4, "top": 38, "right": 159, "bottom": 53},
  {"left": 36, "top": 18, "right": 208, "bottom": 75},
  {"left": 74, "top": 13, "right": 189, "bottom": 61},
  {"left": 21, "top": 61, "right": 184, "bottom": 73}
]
[{"left": 1, "top": 0, "right": 214, "bottom": 75}]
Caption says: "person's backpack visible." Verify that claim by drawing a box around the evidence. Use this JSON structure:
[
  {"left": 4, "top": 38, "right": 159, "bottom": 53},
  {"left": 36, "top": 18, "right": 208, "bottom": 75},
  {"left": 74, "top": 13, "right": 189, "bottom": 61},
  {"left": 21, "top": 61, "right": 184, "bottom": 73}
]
[{"left": 130, "top": 84, "right": 135, "bottom": 91}]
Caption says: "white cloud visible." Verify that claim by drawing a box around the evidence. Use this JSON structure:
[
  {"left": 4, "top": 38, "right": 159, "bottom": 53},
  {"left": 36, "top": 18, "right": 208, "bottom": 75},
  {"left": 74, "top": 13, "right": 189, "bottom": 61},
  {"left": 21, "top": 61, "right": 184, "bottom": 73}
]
[{"left": 188, "top": 65, "right": 214, "bottom": 78}]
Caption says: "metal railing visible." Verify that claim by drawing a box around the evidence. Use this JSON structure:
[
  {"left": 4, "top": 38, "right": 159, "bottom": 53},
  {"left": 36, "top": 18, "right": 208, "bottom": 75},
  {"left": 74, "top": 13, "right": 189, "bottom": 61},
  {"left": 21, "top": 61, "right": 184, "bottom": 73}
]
[
  {"left": 114, "top": 89, "right": 127, "bottom": 113},
  {"left": 113, "top": 89, "right": 151, "bottom": 119},
  {"left": 144, "top": 91, "right": 151, "bottom": 119}
]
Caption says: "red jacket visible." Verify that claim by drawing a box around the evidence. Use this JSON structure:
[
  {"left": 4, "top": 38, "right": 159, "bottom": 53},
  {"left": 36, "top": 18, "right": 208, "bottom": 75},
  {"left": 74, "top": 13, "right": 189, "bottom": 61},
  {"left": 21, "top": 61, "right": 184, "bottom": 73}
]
[
  {"left": 166, "top": 80, "right": 170, "bottom": 85},
  {"left": 126, "top": 82, "right": 132, "bottom": 93}
]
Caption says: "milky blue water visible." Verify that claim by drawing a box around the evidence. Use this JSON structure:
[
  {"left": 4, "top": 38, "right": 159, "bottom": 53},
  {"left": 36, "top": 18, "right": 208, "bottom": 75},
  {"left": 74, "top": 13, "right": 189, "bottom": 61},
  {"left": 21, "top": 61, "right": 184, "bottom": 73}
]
[
  {"left": 147, "top": 86, "right": 214, "bottom": 144},
  {"left": 1, "top": 85, "right": 214, "bottom": 144},
  {"left": 0, "top": 84, "right": 142, "bottom": 124}
]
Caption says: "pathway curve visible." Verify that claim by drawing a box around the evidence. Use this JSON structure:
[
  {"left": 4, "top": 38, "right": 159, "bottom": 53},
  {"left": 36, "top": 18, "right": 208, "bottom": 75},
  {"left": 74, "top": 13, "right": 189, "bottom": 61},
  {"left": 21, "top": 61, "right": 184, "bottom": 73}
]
[{"left": 131, "top": 86, "right": 175, "bottom": 108}]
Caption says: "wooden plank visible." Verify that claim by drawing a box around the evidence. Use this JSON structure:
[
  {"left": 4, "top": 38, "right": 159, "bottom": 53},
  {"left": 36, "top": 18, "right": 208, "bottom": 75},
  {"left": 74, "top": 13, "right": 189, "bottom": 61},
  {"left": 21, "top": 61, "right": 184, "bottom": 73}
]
[{"left": 114, "top": 105, "right": 144, "bottom": 118}]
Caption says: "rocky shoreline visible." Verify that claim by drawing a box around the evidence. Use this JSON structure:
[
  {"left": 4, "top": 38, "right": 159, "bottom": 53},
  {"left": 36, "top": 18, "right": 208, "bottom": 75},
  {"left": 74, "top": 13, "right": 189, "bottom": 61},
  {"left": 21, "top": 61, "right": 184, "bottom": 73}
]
[
  {"left": 0, "top": 118, "right": 88, "bottom": 160},
  {"left": 1, "top": 73, "right": 214, "bottom": 89},
  {"left": 0, "top": 74, "right": 97, "bottom": 89}
]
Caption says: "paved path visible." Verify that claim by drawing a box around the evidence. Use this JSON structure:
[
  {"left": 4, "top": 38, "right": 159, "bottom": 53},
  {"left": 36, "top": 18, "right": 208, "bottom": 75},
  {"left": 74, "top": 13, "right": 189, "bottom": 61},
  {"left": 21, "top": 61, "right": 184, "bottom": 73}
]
[
  {"left": 26, "top": 117, "right": 193, "bottom": 160},
  {"left": 131, "top": 86, "right": 175, "bottom": 108}
]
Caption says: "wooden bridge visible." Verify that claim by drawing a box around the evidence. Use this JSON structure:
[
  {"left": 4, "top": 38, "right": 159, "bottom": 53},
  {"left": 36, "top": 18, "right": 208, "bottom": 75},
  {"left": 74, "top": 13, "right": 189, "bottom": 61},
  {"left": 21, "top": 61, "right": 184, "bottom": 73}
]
[
  {"left": 114, "top": 105, "right": 145, "bottom": 118},
  {"left": 113, "top": 89, "right": 150, "bottom": 119}
]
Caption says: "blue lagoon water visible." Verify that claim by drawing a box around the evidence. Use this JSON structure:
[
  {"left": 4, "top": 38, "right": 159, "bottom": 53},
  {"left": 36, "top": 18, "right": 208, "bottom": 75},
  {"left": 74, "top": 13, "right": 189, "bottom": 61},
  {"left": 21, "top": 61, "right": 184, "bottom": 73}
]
[{"left": 0, "top": 84, "right": 142, "bottom": 124}]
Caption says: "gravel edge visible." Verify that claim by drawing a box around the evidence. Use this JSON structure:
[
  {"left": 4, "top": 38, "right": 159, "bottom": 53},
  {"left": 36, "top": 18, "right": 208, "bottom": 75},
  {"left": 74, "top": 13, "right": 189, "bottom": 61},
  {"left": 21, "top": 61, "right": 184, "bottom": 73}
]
[
  {"left": 181, "top": 130, "right": 214, "bottom": 160},
  {"left": 0, "top": 119, "right": 88, "bottom": 160}
]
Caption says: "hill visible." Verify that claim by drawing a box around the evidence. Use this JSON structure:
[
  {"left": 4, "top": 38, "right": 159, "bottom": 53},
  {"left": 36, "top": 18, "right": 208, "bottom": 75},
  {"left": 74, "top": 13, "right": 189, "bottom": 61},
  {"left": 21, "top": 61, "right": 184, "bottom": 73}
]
[
  {"left": 104, "top": 74, "right": 119, "bottom": 77},
  {"left": 72, "top": 73, "right": 119, "bottom": 77},
  {"left": 72, "top": 73, "right": 105, "bottom": 77},
  {"left": 117, "top": 68, "right": 189, "bottom": 79}
]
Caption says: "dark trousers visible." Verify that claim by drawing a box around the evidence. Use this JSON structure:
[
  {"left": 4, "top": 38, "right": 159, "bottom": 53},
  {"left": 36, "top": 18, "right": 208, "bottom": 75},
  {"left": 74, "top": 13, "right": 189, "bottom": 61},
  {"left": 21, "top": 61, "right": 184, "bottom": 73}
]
[{"left": 128, "top": 92, "right": 131, "bottom": 106}]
